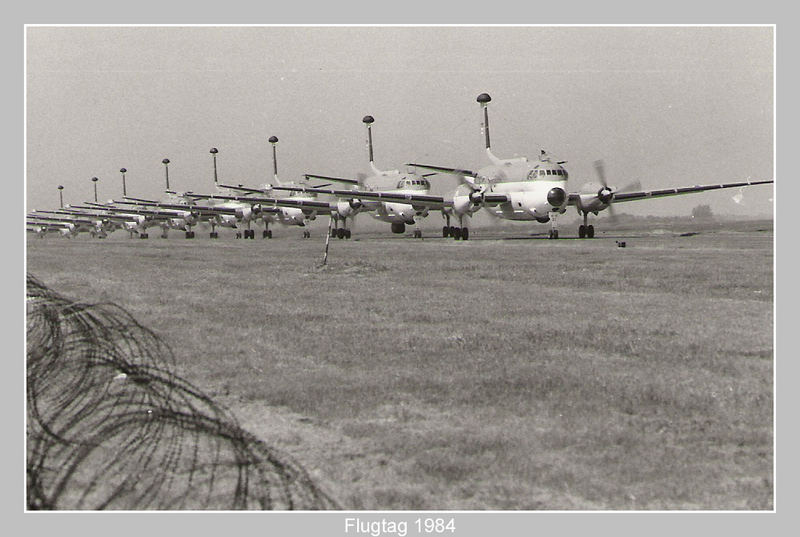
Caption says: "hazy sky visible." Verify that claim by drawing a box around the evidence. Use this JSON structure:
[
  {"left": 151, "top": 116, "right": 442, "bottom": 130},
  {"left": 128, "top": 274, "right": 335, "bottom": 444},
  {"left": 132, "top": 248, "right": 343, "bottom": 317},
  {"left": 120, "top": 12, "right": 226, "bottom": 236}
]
[{"left": 26, "top": 26, "right": 774, "bottom": 218}]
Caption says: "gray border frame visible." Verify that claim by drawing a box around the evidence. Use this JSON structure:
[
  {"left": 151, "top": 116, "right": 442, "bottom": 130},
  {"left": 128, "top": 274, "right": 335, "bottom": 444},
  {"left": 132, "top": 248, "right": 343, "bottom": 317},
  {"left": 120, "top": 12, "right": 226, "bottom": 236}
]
[{"left": 12, "top": 1, "right": 790, "bottom": 535}]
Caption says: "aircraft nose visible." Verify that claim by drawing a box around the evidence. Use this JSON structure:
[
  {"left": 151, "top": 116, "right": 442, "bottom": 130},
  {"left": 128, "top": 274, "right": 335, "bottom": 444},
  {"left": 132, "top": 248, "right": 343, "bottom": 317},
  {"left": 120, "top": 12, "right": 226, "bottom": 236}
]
[{"left": 547, "top": 187, "right": 566, "bottom": 208}]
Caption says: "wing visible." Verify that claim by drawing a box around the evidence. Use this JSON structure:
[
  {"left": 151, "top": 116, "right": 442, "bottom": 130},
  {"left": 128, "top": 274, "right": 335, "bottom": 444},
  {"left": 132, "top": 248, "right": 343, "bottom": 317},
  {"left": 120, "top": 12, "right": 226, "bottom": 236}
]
[
  {"left": 199, "top": 193, "right": 336, "bottom": 214},
  {"left": 304, "top": 174, "right": 360, "bottom": 186},
  {"left": 588, "top": 179, "right": 773, "bottom": 204},
  {"left": 406, "top": 163, "right": 479, "bottom": 178},
  {"left": 272, "top": 185, "right": 453, "bottom": 210}
]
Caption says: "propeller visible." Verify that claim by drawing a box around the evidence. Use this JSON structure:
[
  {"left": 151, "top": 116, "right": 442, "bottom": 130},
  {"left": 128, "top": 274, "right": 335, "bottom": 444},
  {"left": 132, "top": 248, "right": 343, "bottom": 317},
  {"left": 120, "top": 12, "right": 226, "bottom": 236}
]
[{"left": 592, "top": 160, "right": 642, "bottom": 221}]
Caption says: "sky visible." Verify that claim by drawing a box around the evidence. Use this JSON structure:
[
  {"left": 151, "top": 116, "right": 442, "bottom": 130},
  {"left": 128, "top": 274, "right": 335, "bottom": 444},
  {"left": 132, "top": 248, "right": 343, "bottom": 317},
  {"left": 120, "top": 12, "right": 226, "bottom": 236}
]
[{"left": 25, "top": 26, "right": 774, "bottom": 221}]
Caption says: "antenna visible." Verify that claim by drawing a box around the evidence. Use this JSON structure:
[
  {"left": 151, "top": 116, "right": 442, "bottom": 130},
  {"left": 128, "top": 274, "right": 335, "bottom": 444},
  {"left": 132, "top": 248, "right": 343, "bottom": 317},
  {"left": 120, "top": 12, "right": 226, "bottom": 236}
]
[
  {"left": 209, "top": 148, "right": 218, "bottom": 185},
  {"left": 362, "top": 115, "right": 397, "bottom": 176},
  {"left": 268, "top": 136, "right": 282, "bottom": 185},
  {"left": 162, "top": 159, "right": 170, "bottom": 190},
  {"left": 362, "top": 115, "right": 382, "bottom": 175},
  {"left": 477, "top": 93, "right": 503, "bottom": 166}
]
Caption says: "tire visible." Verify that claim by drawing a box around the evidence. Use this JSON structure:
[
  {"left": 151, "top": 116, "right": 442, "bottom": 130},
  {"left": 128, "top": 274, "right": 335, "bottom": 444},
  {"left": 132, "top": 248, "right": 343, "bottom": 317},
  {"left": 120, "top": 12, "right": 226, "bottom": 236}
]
[
  {"left": 587, "top": 225, "right": 594, "bottom": 238},
  {"left": 462, "top": 227, "right": 469, "bottom": 241},
  {"left": 453, "top": 227, "right": 461, "bottom": 240},
  {"left": 442, "top": 226, "right": 449, "bottom": 237},
  {"left": 579, "top": 225, "right": 586, "bottom": 238},
  {"left": 345, "top": 229, "right": 351, "bottom": 239}
]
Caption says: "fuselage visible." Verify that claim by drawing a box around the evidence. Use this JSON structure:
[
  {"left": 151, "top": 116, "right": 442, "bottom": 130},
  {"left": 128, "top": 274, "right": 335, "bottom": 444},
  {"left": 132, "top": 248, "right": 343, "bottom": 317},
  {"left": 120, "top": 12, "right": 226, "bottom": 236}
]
[
  {"left": 365, "top": 173, "right": 432, "bottom": 224},
  {"left": 475, "top": 156, "right": 569, "bottom": 221}
]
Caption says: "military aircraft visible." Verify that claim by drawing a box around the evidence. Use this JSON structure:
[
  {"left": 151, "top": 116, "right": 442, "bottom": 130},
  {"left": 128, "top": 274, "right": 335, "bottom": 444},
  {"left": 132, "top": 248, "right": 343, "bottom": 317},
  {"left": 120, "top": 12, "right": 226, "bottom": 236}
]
[
  {"left": 271, "top": 115, "right": 445, "bottom": 239},
  {"left": 196, "top": 136, "right": 343, "bottom": 239},
  {"left": 26, "top": 210, "right": 114, "bottom": 238},
  {"left": 63, "top": 202, "right": 169, "bottom": 238},
  {"left": 397, "top": 92, "right": 774, "bottom": 239},
  {"left": 26, "top": 218, "right": 82, "bottom": 238}
]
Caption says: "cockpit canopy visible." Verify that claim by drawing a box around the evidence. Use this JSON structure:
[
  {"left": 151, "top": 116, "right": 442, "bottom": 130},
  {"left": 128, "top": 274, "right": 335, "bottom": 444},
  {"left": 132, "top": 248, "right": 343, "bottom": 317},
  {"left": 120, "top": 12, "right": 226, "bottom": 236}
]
[
  {"left": 527, "top": 167, "right": 568, "bottom": 180},
  {"left": 397, "top": 177, "right": 431, "bottom": 189}
]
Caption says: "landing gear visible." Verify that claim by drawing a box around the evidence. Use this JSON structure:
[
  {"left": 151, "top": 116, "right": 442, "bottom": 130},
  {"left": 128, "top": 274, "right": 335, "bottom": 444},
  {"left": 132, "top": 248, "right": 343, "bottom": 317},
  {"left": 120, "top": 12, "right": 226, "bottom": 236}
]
[
  {"left": 548, "top": 212, "right": 559, "bottom": 239},
  {"left": 210, "top": 231, "right": 219, "bottom": 239},
  {"left": 303, "top": 230, "right": 311, "bottom": 238},
  {"left": 453, "top": 215, "right": 469, "bottom": 241},
  {"left": 578, "top": 212, "right": 595, "bottom": 239},
  {"left": 442, "top": 226, "right": 449, "bottom": 237},
  {"left": 263, "top": 229, "right": 272, "bottom": 238},
  {"left": 413, "top": 229, "right": 423, "bottom": 239},
  {"left": 242, "top": 229, "right": 255, "bottom": 239},
  {"left": 139, "top": 233, "right": 149, "bottom": 239},
  {"left": 442, "top": 213, "right": 452, "bottom": 237},
  {"left": 160, "top": 231, "right": 169, "bottom": 239},
  {"left": 235, "top": 231, "right": 242, "bottom": 239},
  {"left": 184, "top": 231, "right": 195, "bottom": 239}
]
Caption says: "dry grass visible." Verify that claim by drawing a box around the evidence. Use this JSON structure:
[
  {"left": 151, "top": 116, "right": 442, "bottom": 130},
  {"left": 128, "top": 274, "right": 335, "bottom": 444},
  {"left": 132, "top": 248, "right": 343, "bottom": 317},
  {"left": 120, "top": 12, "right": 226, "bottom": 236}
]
[{"left": 26, "top": 219, "right": 774, "bottom": 510}]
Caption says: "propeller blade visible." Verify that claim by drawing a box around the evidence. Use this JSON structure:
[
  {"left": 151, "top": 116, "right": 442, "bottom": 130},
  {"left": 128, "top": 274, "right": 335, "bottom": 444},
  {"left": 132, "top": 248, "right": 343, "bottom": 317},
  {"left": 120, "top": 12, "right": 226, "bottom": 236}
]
[
  {"left": 593, "top": 160, "right": 607, "bottom": 187},
  {"left": 619, "top": 179, "right": 642, "bottom": 193}
]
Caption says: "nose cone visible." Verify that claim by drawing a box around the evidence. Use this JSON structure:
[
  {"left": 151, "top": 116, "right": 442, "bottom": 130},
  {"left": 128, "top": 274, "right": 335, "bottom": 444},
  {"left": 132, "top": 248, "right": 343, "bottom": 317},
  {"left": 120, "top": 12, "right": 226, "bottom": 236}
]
[{"left": 547, "top": 187, "right": 567, "bottom": 208}]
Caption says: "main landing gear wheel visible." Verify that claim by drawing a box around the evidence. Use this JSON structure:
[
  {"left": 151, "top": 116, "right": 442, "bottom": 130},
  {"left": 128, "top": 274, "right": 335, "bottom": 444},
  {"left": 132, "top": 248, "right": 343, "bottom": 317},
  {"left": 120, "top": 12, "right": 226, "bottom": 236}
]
[
  {"left": 336, "top": 228, "right": 344, "bottom": 239},
  {"left": 185, "top": 231, "right": 195, "bottom": 239},
  {"left": 548, "top": 230, "right": 559, "bottom": 239},
  {"left": 139, "top": 233, "right": 149, "bottom": 239},
  {"left": 262, "top": 229, "right": 272, "bottom": 239},
  {"left": 579, "top": 225, "right": 586, "bottom": 238},
  {"left": 210, "top": 232, "right": 219, "bottom": 239},
  {"left": 461, "top": 227, "right": 469, "bottom": 241},
  {"left": 442, "top": 226, "right": 449, "bottom": 237},
  {"left": 449, "top": 226, "right": 456, "bottom": 237},
  {"left": 413, "top": 230, "right": 422, "bottom": 239},
  {"left": 345, "top": 229, "right": 351, "bottom": 239},
  {"left": 587, "top": 225, "right": 594, "bottom": 238}
]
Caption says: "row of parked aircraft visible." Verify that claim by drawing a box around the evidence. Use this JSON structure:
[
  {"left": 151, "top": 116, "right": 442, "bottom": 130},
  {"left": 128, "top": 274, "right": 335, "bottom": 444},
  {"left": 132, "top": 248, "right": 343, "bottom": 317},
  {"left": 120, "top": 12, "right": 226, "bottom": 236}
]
[{"left": 27, "top": 93, "right": 773, "bottom": 241}]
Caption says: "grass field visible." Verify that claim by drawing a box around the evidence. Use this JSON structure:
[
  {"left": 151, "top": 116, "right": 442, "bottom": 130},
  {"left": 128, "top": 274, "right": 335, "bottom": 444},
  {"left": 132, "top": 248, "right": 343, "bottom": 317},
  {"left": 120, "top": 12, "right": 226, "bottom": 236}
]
[{"left": 25, "top": 218, "right": 774, "bottom": 510}]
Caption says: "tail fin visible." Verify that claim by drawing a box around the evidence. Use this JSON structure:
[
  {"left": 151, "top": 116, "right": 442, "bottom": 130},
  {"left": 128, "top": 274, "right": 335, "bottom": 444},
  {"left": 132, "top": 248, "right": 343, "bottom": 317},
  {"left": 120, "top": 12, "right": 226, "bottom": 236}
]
[{"left": 477, "top": 93, "right": 504, "bottom": 166}]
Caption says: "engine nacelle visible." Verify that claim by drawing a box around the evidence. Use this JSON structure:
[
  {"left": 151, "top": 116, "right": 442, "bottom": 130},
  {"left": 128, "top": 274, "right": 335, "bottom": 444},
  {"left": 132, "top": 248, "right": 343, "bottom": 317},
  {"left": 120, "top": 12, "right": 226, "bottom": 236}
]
[
  {"left": 218, "top": 214, "right": 239, "bottom": 228},
  {"left": 453, "top": 194, "right": 482, "bottom": 215},
  {"left": 235, "top": 206, "right": 252, "bottom": 220},
  {"left": 336, "top": 199, "right": 362, "bottom": 218},
  {"left": 575, "top": 183, "right": 613, "bottom": 213}
]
